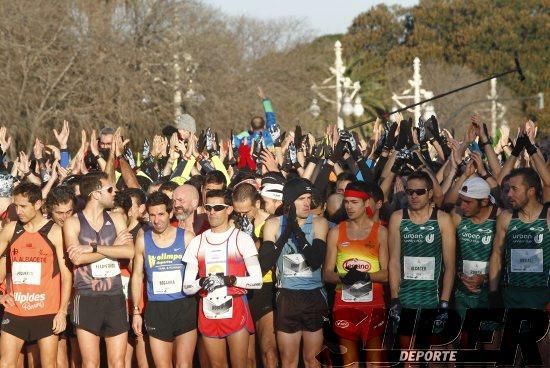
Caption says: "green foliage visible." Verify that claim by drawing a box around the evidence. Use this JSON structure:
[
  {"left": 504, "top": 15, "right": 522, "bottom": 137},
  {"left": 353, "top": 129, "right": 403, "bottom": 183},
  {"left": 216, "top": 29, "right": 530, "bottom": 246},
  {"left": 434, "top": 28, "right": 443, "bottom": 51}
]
[{"left": 342, "top": 0, "right": 549, "bottom": 130}]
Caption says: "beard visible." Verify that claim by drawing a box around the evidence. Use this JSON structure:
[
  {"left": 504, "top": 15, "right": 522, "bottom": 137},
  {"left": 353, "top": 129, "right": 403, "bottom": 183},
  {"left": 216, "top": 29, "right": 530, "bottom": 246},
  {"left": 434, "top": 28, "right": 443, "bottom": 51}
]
[{"left": 175, "top": 207, "right": 193, "bottom": 221}]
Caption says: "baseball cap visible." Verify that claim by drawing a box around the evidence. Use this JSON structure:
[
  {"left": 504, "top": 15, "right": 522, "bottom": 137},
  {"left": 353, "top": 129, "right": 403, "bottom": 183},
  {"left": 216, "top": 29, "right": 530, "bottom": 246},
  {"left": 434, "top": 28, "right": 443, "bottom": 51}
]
[{"left": 459, "top": 177, "right": 494, "bottom": 203}]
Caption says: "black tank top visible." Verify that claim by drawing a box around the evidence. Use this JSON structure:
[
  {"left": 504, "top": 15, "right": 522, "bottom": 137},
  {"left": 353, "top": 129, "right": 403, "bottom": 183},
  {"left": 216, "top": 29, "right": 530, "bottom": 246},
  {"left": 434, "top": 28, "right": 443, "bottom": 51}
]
[{"left": 74, "top": 211, "right": 122, "bottom": 294}]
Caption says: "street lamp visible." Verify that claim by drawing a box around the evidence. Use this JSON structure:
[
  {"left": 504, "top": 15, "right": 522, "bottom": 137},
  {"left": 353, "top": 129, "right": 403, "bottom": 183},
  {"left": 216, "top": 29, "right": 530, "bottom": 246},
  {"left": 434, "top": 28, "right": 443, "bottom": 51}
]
[
  {"left": 311, "top": 40, "right": 364, "bottom": 129},
  {"left": 309, "top": 98, "right": 321, "bottom": 118},
  {"left": 392, "top": 57, "right": 435, "bottom": 125}
]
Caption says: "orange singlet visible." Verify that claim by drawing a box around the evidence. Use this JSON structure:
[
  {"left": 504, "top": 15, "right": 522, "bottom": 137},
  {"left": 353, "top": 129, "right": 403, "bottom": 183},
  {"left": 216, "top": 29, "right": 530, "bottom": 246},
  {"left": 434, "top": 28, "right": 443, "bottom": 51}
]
[
  {"left": 332, "top": 221, "right": 386, "bottom": 341},
  {"left": 5, "top": 221, "right": 61, "bottom": 317}
]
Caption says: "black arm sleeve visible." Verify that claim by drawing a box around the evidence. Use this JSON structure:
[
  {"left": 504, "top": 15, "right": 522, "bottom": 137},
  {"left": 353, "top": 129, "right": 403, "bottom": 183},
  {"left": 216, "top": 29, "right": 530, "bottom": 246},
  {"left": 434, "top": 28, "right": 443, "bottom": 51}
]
[
  {"left": 258, "top": 240, "right": 283, "bottom": 274},
  {"left": 344, "top": 156, "right": 359, "bottom": 176},
  {"left": 373, "top": 155, "right": 388, "bottom": 182},
  {"left": 313, "top": 162, "right": 333, "bottom": 198},
  {"left": 301, "top": 238, "right": 327, "bottom": 271}
]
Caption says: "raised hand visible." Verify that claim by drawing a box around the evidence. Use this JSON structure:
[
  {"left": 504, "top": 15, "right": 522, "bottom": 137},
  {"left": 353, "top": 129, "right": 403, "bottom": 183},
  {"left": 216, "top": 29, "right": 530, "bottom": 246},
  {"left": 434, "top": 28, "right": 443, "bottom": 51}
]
[
  {"left": 257, "top": 86, "right": 266, "bottom": 100},
  {"left": 53, "top": 120, "right": 70, "bottom": 149},
  {"left": 33, "top": 138, "right": 45, "bottom": 160},
  {"left": 0, "top": 127, "right": 12, "bottom": 152},
  {"left": 90, "top": 130, "right": 100, "bottom": 157}
]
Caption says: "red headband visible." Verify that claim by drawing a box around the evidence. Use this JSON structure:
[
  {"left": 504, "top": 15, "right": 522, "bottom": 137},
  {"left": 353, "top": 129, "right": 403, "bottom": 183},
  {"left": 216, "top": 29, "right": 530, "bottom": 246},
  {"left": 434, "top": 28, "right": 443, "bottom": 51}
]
[
  {"left": 344, "top": 189, "right": 374, "bottom": 218},
  {"left": 344, "top": 189, "right": 370, "bottom": 200}
]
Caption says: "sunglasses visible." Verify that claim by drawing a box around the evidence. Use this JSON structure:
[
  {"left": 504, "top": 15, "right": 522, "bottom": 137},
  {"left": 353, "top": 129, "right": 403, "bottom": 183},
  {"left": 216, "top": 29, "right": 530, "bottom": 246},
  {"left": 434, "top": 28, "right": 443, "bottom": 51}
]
[
  {"left": 96, "top": 186, "right": 114, "bottom": 194},
  {"left": 405, "top": 188, "right": 428, "bottom": 196},
  {"left": 204, "top": 204, "right": 229, "bottom": 212}
]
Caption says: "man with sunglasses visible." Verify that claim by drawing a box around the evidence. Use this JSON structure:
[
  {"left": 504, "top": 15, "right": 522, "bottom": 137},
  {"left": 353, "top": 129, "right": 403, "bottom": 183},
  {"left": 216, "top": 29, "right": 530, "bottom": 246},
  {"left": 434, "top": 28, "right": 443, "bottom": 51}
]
[
  {"left": 183, "top": 189, "right": 262, "bottom": 368},
  {"left": 63, "top": 173, "right": 135, "bottom": 367},
  {"left": 388, "top": 171, "right": 456, "bottom": 339},
  {"left": 259, "top": 178, "right": 329, "bottom": 368}
]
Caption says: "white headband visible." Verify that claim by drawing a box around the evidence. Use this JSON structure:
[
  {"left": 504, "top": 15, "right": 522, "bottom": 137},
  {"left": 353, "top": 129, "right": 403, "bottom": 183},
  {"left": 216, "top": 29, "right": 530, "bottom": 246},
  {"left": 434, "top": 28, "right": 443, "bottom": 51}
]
[{"left": 260, "top": 183, "right": 283, "bottom": 201}]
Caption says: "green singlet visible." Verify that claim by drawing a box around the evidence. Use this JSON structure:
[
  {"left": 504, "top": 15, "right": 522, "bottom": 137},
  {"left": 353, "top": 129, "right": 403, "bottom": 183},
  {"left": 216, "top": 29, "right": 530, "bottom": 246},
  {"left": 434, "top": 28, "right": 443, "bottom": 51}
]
[
  {"left": 399, "top": 208, "right": 442, "bottom": 309},
  {"left": 454, "top": 206, "right": 497, "bottom": 319},
  {"left": 503, "top": 203, "right": 550, "bottom": 309}
]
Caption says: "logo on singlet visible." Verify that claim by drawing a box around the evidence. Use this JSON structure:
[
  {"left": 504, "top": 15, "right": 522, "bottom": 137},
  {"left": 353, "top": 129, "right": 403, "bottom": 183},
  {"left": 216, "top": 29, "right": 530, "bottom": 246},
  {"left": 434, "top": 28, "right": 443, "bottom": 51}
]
[
  {"left": 425, "top": 234, "right": 434, "bottom": 243},
  {"left": 482, "top": 236, "right": 492, "bottom": 245},
  {"left": 343, "top": 258, "right": 371, "bottom": 272},
  {"left": 534, "top": 234, "right": 544, "bottom": 244},
  {"left": 1, "top": 319, "right": 9, "bottom": 325},
  {"left": 420, "top": 226, "right": 434, "bottom": 231},
  {"left": 335, "top": 320, "right": 349, "bottom": 328},
  {"left": 529, "top": 227, "right": 544, "bottom": 232}
]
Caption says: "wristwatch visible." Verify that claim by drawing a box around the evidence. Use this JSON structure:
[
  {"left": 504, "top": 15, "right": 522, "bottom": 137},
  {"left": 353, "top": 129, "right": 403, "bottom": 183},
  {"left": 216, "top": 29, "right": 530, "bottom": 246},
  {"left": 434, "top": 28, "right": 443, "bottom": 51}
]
[{"left": 90, "top": 243, "right": 98, "bottom": 253}]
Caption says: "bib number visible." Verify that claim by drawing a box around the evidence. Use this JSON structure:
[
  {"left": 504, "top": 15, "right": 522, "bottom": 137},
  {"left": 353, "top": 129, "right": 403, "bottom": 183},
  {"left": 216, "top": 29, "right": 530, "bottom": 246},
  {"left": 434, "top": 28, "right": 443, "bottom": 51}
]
[
  {"left": 463, "top": 260, "right": 488, "bottom": 277},
  {"left": 152, "top": 270, "right": 182, "bottom": 295},
  {"left": 12, "top": 262, "right": 41, "bottom": 285},
  {"left": 283, "top": 254, "right": 312, "bottom": 277},
  {"left": 511, "top": 249, "right": 543, "bottom": 273},
  {"left": 91, "top": 258, "right": 121, "bottom": 278},
  {"left": 203, "top": 288, "right": 233, "bottom": 319},
  {"left": 341, "top": 281, "right": 373, "bottom": 302},
  {"left": 403, "top": 256, "right": 435, "bottom": 280}
]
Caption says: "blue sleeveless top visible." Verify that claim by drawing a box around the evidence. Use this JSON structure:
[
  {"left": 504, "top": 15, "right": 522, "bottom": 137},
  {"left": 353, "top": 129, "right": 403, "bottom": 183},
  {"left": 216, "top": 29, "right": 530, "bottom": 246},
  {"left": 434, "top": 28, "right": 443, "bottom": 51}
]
[
  {"left": 144, "top": 228, "right": 187, "bottom": 301},
  {"left": 276, "top": 214, "right": 323, "bottom": 290}
]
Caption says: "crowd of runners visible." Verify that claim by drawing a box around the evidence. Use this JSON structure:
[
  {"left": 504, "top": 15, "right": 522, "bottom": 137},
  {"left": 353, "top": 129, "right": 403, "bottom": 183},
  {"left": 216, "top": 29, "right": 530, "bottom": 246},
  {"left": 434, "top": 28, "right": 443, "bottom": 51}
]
[{"left": 0, "top": 89, "right": 547, "bottom": 368}]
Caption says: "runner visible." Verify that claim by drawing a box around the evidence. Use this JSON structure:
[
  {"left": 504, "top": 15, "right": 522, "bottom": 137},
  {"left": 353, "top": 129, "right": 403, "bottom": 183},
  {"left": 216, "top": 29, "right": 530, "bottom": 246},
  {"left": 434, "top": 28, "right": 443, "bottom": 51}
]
[
  {"left": 172, "top": 184, "right": 209, "bottom": 234},
  {"left": 63, "top": 173, "right": 135, "bottom": 367},
  {"left": 388, "top": 171, "right": 456, "bottom": 343},
  {"left": 113, "top": 190, "right": 151, "bottom": 368},
  {"left": 260, "top": 178, "right": 329, "bottom": 368},
  {"left": 450, "top": 177, "right": 497, "bottom": 322},
  {"left": 182, "top": 189, "right": 262, "bottom": 368},
  {"left": 489, "top": 168, "right": 550, "bottom": 309},
  {"left": 232, "top": 182, "right": 272, "bottom": 368},
  {"left": 131, "top": 191, "right": 197, "bottom": 367},
  {"left": 44, "top": 186, "right": 81, "bottom": 368},
  {"left": 323, "top": 181, "right": 388, "bottom": 366},
  {"left": 0, "top": 183, "right": 72, "bottom": 367}
]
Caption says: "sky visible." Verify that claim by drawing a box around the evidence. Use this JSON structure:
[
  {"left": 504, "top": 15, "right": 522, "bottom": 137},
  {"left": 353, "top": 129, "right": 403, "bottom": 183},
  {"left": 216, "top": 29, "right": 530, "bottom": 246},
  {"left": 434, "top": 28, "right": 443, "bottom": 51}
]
[{"left": 201, "top": 0, "right": 419, "bottom": 36}]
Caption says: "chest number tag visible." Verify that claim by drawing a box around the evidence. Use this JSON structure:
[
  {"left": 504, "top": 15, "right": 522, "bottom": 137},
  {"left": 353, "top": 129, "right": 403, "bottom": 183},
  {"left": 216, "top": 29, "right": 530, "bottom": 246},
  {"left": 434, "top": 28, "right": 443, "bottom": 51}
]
[
  {"left": 403, "top": 256, "right": 435, "bottom": 280},
  {"left": 511, "top": 249, "right": 543, "bottom": 273}
]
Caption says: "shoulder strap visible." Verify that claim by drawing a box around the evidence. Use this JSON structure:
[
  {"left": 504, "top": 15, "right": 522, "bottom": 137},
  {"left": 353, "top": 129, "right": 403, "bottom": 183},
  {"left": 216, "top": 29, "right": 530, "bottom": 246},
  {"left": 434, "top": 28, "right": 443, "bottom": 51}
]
[
  {"left": 38, "top": 220, "right": 55, "bottom": 237},
  {"left": 539, "top": 203, "right": 550, "bottom": 219},
  {"left": 402, "top": 208, "right": 409, "bottom": 220},
  {"left": 512, "top": 209, "right": 519, "bottom": 218},
  {"left": 430, "top": 208, "right": 438, "bottom": 221},
  {"left": 366, "top": 222, "right": 380, "bottom": 244},
  {"left": 489, "top": 205, "right": 498, "bottom": 220},
  {"left": 3, "top": 222, "right": 25, "bottom": 258}
]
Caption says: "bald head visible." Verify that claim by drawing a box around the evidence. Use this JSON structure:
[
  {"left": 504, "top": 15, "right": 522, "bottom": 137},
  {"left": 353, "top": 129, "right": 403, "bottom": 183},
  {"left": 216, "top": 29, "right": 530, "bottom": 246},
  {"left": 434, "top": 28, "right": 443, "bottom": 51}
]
[
  {"left": 173, "top": 184, "right": 199, "bottom": 221},
  {"left": 326, "top": 193, "right": 344, "bottom": 217}
]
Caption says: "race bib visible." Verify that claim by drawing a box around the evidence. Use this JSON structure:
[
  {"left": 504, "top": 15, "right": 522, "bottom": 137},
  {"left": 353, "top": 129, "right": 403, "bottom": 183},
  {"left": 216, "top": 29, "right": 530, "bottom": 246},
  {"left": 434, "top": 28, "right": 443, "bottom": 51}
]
[
  {"left": 121, "top": 275, "right": 130, "bottom": 300},
  {"left": 12, "top": 262, "right": 41, "bottom": 285},
  {"left": 511, "top": 249, "right": 543, "bottom": 273},
  {"left": 403, "top": 256, "right": 435, "bottom": 280},
  {"left": 203, "top": 288, "right": 233, "bottom": 319},
  {"left": 152, "top": 270, "right": 182, "bottom": 295},
  {"left": 463, "top": 260, "right": 488, "bottom": 277},
  {"left": 91, "top": 258, "right": 121, "bottom": 278},
  {"left": 342, "top": 281, "right": 373, "bottom": 302},
  {"left": 283, "top": 254, "right": 312, "bottom": 277},
  {"left": 205, "top": 246, "right": 227, "bottom": 277}
]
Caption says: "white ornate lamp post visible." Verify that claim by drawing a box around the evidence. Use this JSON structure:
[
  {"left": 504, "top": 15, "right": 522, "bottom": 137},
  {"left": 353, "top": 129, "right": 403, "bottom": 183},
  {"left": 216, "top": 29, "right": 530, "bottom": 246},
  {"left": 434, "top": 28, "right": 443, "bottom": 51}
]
[
  {"left": 392, "top": 57, "right": 435, "bottom": 124},
  {"left": 311, "top": 41, "right": 364, "bottom": 129}
]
